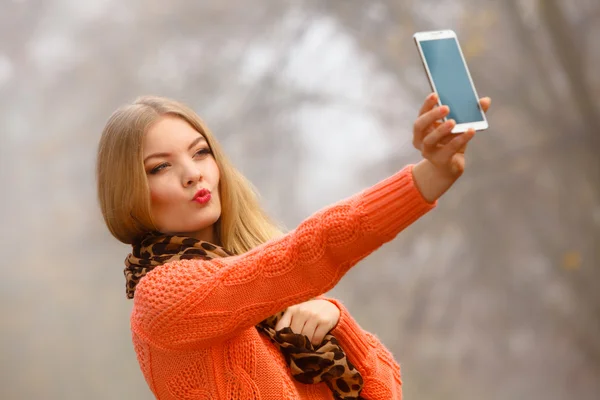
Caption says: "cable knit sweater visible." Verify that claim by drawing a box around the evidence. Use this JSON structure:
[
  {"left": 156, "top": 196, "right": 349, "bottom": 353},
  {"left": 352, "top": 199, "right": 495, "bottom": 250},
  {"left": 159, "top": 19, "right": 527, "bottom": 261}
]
[{"left": 131, "top": 165, "right": 436, "bottom": 399}]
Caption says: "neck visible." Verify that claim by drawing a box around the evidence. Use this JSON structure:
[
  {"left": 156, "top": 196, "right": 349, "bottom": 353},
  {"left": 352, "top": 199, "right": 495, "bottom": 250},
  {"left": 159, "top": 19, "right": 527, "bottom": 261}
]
[{"left": 187, "top": 226, "right": 218, "bottom": 244}]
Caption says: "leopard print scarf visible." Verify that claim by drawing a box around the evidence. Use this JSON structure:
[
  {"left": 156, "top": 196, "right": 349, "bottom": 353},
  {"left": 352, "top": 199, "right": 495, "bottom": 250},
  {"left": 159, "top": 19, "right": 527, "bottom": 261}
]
[{"left": 125, "top": 233, "right": 366, "bottom": 400}]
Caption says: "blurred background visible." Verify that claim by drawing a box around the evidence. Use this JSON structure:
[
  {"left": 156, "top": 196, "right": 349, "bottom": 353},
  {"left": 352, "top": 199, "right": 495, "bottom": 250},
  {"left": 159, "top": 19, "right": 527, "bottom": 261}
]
[{"left": 1, "top": 0, "right": 599, "bottom": 399}]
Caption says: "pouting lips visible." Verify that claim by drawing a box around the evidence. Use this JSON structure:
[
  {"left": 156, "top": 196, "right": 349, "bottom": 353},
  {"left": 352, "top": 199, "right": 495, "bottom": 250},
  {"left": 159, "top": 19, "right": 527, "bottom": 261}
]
[{"left": 193, "top": 188, "right": 211, "bottom": 204}]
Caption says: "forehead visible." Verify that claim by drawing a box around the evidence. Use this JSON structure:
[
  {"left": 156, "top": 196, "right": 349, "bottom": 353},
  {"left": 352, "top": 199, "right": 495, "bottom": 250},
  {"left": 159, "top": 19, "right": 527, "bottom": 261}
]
[{"left": 143, "top": 115, "right": 204, "bottom": 154}]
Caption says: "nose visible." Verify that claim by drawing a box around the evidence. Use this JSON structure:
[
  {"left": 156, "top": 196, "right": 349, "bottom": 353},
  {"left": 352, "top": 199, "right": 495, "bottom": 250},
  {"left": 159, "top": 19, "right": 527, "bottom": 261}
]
[{"left": 182, "top": 160, "right": 203, "bottom": 188}]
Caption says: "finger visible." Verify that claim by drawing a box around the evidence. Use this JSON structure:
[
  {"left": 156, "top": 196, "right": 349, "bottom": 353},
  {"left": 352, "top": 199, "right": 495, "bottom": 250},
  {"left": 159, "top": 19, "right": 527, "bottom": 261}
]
[
  {"left": 413, "top": 120, "right": 444, "bottom": 150},
  {"left": 289, "top": 313, "right": 307, "bottom": 335},
  {"left": 275, "top": 309, "right": 293, "bottom": 331},
  {"left": 437, "top": 129, "right": 476, "bottom": 161},
  {"left": 479, "top": 97, "right": 491, "bottom": 113},
  {"left": 301, "top": 318, "right": 319, "bottom": 346},
  {"left": 312, "top": 324, "right": 331, "bottom": 347},
  {"left": 422, "top": 119, "right": 456, "bottom": 149},
  {"left": 418, "top": 92, "right": 439, "bottom": 116},
  {"left": 414, "top": 105, "right": 450, "bottom": 136}
]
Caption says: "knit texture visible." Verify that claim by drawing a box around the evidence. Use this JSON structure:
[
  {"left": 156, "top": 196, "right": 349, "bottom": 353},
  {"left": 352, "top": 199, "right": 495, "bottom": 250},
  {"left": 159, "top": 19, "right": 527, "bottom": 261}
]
[{"left": 130, "top": 165, "right": 435, "bottom": 399}]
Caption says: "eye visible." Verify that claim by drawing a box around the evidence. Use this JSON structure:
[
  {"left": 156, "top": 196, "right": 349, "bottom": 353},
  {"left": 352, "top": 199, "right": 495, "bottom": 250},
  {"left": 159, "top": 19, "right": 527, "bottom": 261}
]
[
  {"left": 194, "top": 147, "right": 212, "bottom": 158},
  {"left": 149, "top": 162, "right": 169, "bottom": 174}
]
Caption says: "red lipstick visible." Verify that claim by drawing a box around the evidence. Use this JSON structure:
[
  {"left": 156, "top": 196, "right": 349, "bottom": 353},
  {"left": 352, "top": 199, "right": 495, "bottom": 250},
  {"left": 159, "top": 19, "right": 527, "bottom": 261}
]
[{"left": 192, "top": 188, "right": 211, "bottom": 205}]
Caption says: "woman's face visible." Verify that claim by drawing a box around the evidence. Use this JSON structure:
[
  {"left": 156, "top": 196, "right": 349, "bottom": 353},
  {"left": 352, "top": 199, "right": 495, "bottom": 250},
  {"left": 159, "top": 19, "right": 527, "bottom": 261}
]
[{"left": 143, "top": 115, "right": 221, "bottom": 242}]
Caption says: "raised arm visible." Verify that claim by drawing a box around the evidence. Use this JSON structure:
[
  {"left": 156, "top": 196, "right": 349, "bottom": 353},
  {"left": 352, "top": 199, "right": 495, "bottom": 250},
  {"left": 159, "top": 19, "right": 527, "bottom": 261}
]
[{"left": 131, "top": 165, "right": 435, "bottom": 349}]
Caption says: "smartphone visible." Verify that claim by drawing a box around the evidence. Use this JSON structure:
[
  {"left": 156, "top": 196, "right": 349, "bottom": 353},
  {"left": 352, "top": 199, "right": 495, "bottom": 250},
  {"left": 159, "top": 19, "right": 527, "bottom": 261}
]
[{"left": 413, "top": 30, "right": 488, "bottom": 133}]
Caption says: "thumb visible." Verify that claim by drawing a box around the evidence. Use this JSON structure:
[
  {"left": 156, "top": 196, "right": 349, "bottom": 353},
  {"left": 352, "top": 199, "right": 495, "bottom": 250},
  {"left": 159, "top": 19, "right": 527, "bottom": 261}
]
[{"left": 275, "top": 309, "right": 292, "bottom": 331}]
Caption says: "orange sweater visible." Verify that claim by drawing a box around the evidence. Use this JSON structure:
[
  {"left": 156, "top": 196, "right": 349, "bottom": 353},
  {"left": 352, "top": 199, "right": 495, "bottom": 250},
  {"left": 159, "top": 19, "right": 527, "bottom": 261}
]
[{"left": 131, "top": 165, "right": 435, "bottom": 399}]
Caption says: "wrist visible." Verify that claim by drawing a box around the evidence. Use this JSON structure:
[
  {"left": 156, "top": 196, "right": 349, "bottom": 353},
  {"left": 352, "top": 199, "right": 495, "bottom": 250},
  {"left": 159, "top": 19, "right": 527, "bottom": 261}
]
[{"left": 412, "top": 159, "right": 460, "bottom": 202}]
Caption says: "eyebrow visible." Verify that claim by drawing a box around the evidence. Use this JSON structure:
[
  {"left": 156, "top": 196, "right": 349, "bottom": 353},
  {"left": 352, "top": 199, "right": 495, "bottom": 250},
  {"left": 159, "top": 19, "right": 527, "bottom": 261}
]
[{"left": 144, "top": 136, "right": 206, "bottom": 163}]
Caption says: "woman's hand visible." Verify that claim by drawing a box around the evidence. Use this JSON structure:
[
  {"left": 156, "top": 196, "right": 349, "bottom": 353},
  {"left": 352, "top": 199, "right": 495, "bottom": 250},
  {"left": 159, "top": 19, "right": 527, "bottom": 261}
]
[
  {"left": 275, "top": 299, "right": 341, "bottom": 346},
  {"left": 412, "top": 93, "right": 491, "bottom": 202}
]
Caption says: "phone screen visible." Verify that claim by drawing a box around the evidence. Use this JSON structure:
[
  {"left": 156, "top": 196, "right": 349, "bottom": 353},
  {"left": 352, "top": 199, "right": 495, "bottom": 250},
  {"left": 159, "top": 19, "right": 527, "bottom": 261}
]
[{"left": 420, "top": 38, "right": 483, "bottom": 124}]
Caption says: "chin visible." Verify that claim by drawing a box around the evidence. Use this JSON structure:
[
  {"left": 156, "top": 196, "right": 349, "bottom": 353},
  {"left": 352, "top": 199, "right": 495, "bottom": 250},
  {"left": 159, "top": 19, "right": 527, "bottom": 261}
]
[
  {"left": 157, "top": 207, "right": 221, "bottom": 238},
  {"left": 188, "top": 214, "right": 221, "bottom": 235}
]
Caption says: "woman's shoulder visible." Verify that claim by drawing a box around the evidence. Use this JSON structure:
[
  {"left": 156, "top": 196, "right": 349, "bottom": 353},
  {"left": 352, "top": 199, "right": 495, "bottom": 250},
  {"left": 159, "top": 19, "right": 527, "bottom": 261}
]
[{"left": 135, "top": 258, "right": 215, "bottom": 297}]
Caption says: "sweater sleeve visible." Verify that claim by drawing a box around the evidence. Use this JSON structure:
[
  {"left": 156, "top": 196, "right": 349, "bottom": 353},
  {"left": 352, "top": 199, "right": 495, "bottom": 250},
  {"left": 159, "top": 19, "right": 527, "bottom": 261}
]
[{"left": 131, "top": 165, "right": 435, "bottom": 350}]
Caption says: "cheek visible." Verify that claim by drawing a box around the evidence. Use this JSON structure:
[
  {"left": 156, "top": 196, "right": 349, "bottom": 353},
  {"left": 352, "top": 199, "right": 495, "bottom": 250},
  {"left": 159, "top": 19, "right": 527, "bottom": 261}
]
[
  {"left": 149, "top": 182, "right": 176, "bottom": 207},
  {"left": 149, "top": 189, "right": 163, "bottom": 203},
  {"left": 209, "top": 160, "right": 221, "bottom": 185}
]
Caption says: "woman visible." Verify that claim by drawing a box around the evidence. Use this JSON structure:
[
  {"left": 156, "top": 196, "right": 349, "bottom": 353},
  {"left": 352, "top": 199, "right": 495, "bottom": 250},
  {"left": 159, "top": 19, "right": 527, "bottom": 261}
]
[{"left": 96, "top": 93, "right": 490, "bottom": 399}]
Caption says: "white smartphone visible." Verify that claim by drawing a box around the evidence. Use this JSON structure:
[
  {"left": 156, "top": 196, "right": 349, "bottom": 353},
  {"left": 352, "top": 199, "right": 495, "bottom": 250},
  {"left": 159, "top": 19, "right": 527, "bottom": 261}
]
[{"left": 413, "top": 30, "right": 488, "bottom": 133}]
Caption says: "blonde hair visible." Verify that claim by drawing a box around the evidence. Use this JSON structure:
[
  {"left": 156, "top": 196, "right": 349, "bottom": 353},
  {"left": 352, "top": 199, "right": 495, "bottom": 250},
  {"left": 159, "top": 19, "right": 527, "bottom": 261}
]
[{"left": 96, "top": 95, "right": 283, "bottom": 254}]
